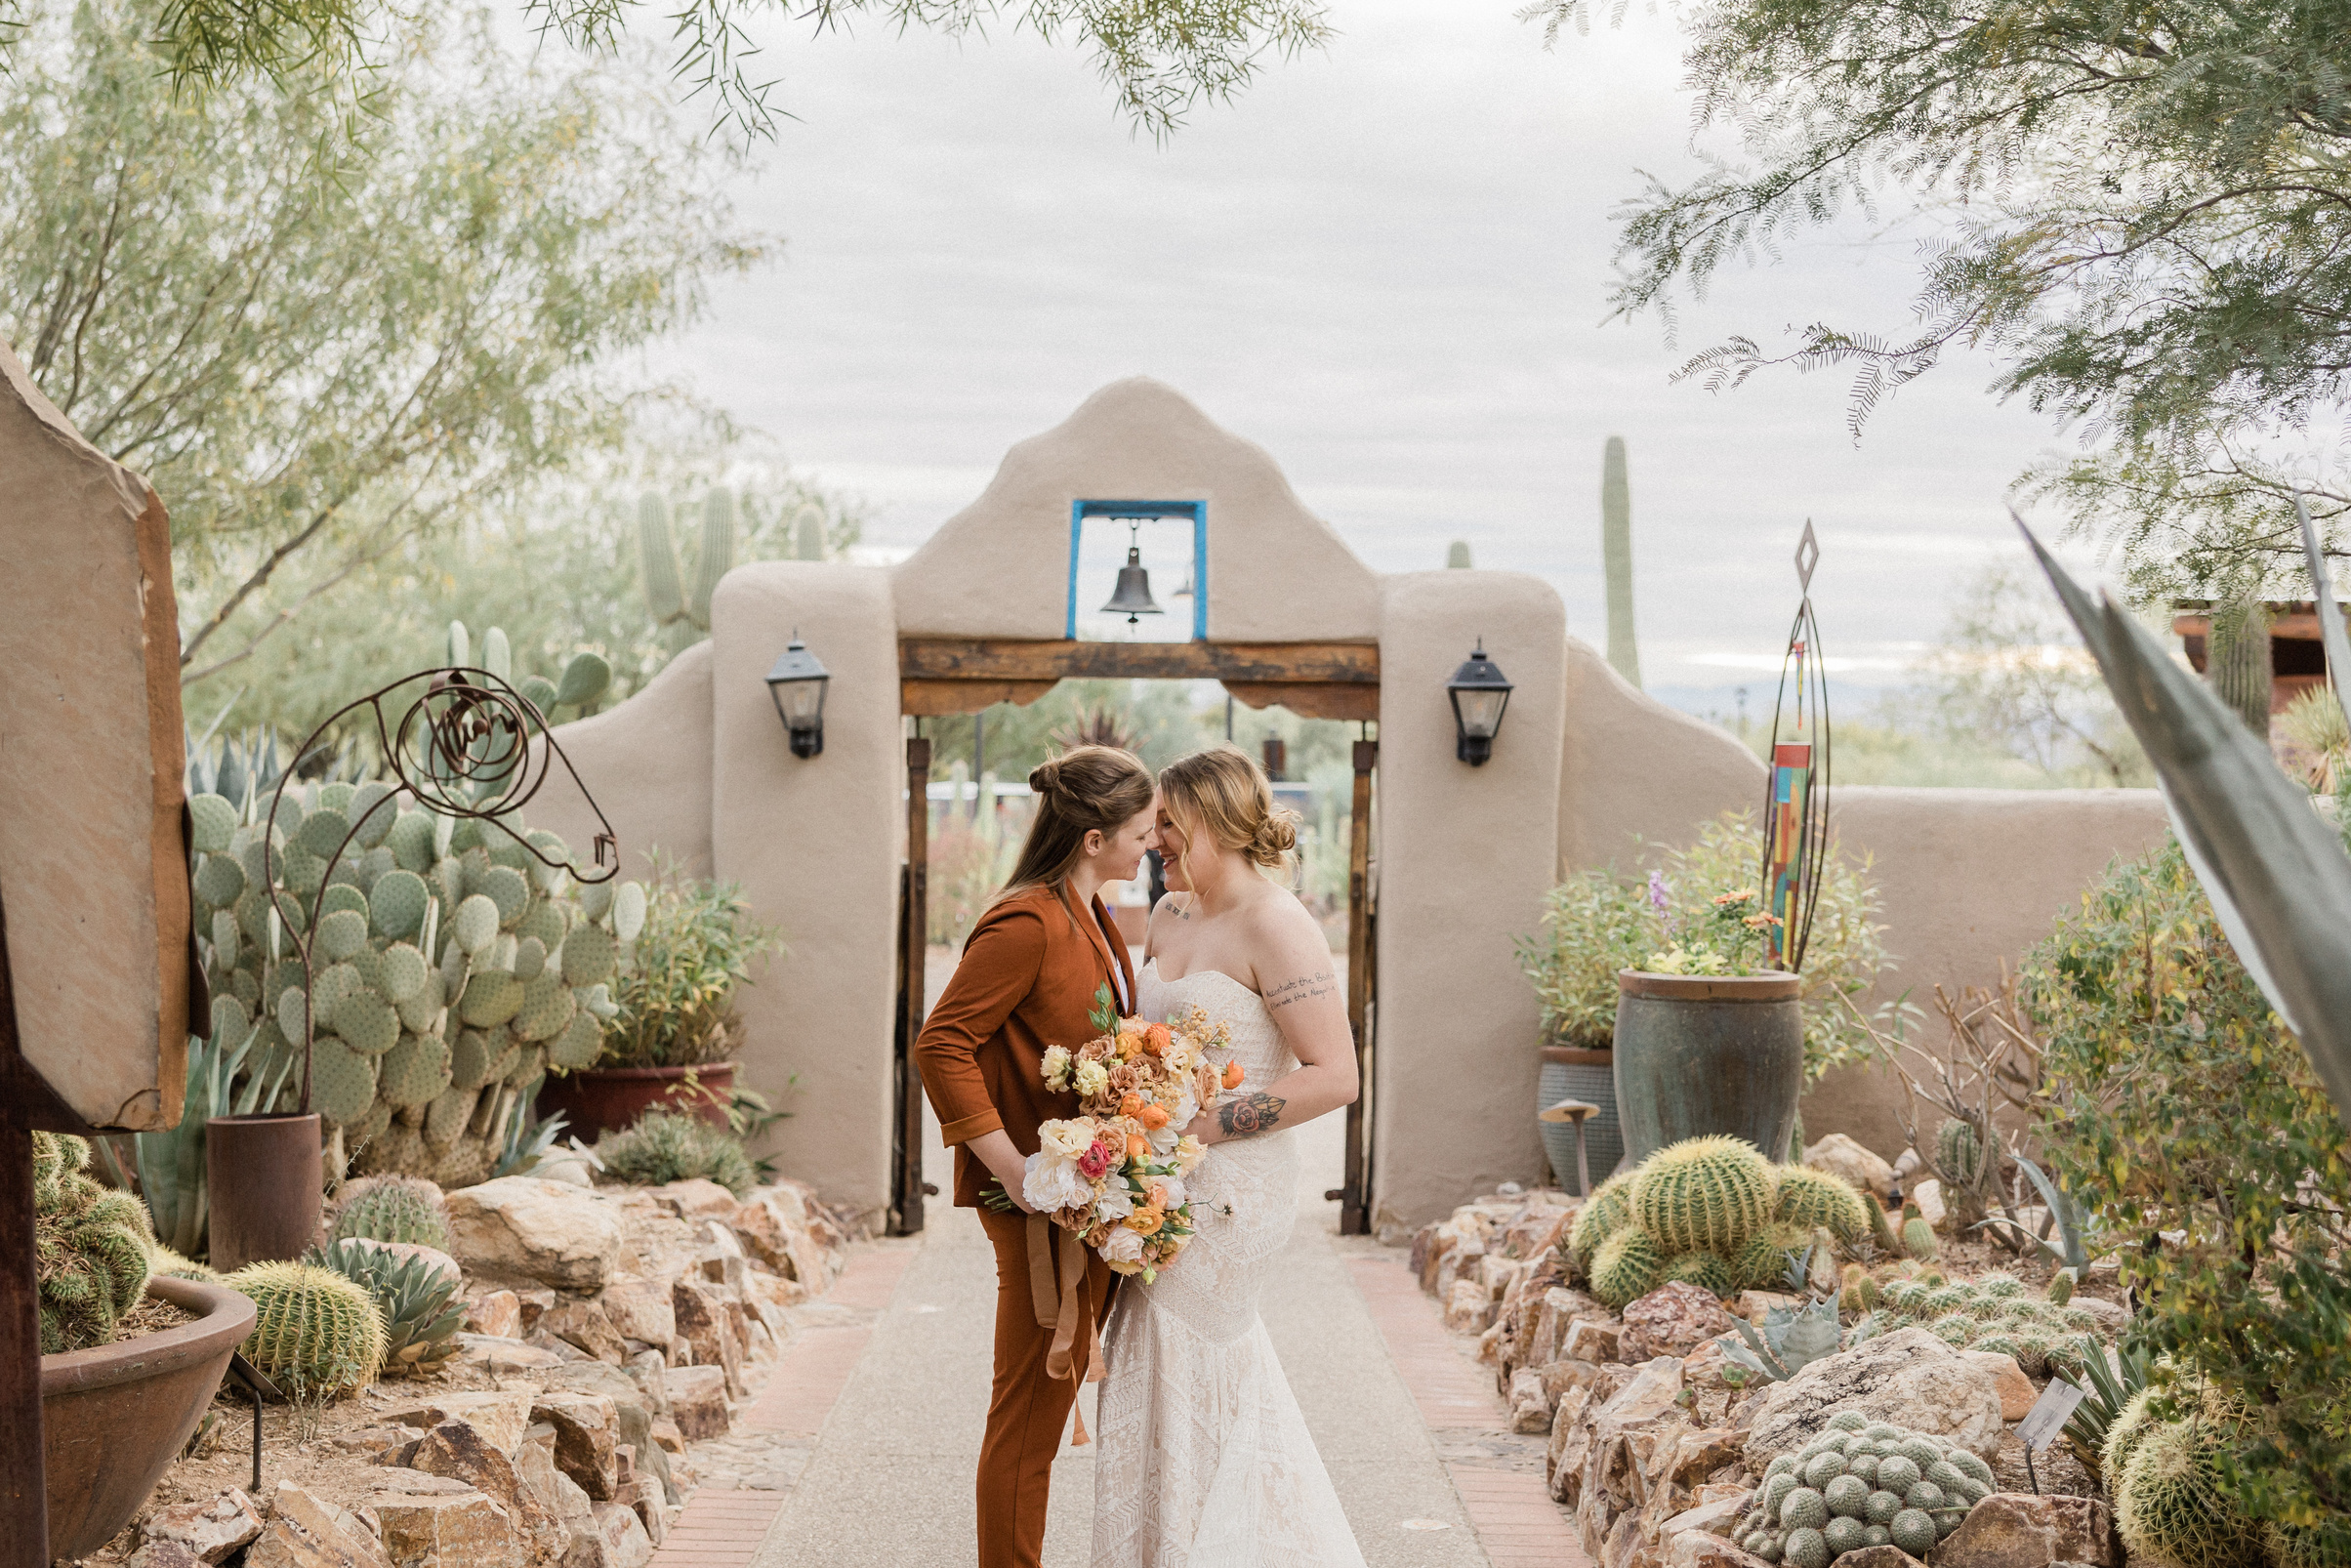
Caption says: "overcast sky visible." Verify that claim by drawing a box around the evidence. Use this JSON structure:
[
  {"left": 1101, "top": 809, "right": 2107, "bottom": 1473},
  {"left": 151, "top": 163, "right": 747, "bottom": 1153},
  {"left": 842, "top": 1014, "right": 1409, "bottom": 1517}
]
[{"left": 639, "top": 1, "right": 2101, "bottom": 715}]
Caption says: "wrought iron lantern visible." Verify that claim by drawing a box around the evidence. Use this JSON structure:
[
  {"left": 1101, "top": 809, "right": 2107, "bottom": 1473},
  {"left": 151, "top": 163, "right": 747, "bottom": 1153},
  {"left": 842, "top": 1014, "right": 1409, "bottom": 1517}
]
[
  {"left": 1100, "top": 517, "right": 1164, "bottom": 626},
  {"left": 1447, "top": 641, "right": 1513, "bottom": 765},
  {"left": 764, "top": 635, "right": 831, "bottom": 758}
]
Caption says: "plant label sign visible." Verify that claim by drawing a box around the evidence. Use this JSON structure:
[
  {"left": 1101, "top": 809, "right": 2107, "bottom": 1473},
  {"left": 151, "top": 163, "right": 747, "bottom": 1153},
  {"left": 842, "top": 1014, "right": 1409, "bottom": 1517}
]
[
  {"left": 2017, "top": 1379, "right": 2085, "bottom": 1454},
  {"left": 0, "top": 341, "right": 193, "bottom": 1130}
]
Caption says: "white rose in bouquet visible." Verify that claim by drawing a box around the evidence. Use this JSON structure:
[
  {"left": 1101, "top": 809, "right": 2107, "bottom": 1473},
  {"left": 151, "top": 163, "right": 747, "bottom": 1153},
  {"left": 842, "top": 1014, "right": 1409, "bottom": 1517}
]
[
  {"left": 1100, "top": 1226, "right": 1147, "bottom": 1267},
  {"left": 1023, "top": 1152, "right": 1093, "bottom": 1215},
  {"left": 1174, "top": 1135, "right": 1208, "bottom": 1176},
  {"left": 1154, "top": 1175, "right": 1186, "bottom": 1210},
  {"left": 1093, "top": 1183, "right": 1135, "bottom": 1223},
  {"left": 1074, "top": 1058, "right": 1110, "bottom": 1097},
  {"left": 1041, "top": 1046, "right": 1073, "bottom": 1090},
  {"left": 1037, "top": 1119, "right": 1093, "bottom": 1160}
]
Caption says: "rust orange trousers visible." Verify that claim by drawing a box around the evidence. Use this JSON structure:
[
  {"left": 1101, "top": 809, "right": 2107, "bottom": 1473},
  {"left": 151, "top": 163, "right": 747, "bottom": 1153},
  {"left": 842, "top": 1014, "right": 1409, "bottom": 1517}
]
[{"left": 976, "top": 1205, "right": 1114, "bottom": 1568}]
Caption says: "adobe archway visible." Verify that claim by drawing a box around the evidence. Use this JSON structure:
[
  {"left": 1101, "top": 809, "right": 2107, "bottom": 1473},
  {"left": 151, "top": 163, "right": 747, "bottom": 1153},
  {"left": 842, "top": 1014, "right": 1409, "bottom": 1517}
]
[{"left": 530, "top": 379, "right": 1570, "bottom": 1235}]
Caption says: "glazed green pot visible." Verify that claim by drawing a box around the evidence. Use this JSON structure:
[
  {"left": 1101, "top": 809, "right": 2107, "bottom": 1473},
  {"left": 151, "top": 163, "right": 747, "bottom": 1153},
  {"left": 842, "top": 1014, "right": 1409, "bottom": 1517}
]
[{"left": 1612, "top": 969, "right": 1803, "bottom": 1166}]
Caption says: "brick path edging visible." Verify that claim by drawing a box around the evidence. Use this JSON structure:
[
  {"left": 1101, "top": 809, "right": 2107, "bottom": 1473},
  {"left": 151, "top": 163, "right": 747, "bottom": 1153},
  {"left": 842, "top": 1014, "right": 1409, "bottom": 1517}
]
[
  {"left": 1348, "top": 1255, "right": 1593, "bottom": 1567},
  {"left": 649, "top": 1248, "right": 916, "bottom": 1565}
]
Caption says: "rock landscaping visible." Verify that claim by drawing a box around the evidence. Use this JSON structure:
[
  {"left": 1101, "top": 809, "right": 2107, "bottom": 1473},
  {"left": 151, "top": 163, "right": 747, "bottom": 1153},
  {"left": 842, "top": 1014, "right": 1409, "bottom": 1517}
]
[
  {"left": 1411, "top": 1133, "right": 2134, "bottom": 1568},
  {"left": 74, "top": 1172, "right": 855, "bottom": 1568}
]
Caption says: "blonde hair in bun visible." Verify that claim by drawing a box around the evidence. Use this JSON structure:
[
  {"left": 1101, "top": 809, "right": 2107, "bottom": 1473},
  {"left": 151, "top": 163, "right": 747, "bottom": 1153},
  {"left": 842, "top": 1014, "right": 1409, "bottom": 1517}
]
[{"left": 1157, "top": 743, "right": 1299, "bottom": 883}]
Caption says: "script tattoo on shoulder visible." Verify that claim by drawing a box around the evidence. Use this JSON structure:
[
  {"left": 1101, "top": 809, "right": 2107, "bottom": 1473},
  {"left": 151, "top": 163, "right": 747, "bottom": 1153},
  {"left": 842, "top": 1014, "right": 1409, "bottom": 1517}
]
[
  {"left": 1219, "top": 1091, "right": 1287, "bottom": 1139},
  {"left": 1262, "top": 969, "right": 1338, "bottom": 1011}
]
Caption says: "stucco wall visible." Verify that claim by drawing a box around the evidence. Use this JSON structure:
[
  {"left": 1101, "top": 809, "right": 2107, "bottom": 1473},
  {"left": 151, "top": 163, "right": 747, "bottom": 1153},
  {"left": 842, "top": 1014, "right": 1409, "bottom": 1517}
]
[
  {"left": 891, "top": 377, "right": 1382, "bottom": 642},
  {"left": 528, "top": 640, "right": 717, "bottom": 884},
  {"left": 1801, "top": 787, "right": 2168, "bottom": 1154},
  {"left": 1370, "top": 571, "right": 1567, "bottom": 1239},
  {"left": 708, "top": 563, "right": 906, "bottom": 1219},
  {"left": 1557, "top": 637, "right": 1763, "bottom": 873}
]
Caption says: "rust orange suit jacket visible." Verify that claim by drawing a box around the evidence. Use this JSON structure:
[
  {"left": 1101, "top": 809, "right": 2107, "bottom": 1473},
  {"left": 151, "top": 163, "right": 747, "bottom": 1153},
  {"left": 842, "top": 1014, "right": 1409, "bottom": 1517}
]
[{"left": 915, "top": 882, "right": 1137, "bottom": 1209}]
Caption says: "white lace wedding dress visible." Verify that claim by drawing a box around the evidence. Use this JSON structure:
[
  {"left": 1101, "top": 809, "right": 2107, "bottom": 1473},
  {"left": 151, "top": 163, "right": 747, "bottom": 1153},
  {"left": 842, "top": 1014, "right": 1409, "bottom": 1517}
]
[{"left": 1089, "top": 961, "right": 1368, "bottom": 1568}]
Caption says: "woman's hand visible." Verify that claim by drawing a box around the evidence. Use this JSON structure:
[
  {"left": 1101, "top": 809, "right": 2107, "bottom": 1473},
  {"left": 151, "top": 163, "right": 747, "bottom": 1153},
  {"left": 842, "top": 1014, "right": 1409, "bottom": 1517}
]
[{"left": 969, "top": 1130, "right": 1038, "bottom": 1214}]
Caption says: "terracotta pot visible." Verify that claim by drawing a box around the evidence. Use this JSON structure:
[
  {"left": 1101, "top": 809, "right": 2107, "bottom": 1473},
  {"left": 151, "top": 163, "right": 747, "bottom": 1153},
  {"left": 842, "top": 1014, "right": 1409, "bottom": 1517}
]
[
  {"left": 43, "top": 1275, "right": 256, "bottom": 1558},
  {"left": 1612, "top": 970, "right": 1804, "bottom": 1167},
  {"left": 206, "top": 1112, "right": 322, "bottom": 1273},
  {"left": 537, "top": 1062, "right": 735, "bottom": 1140}
]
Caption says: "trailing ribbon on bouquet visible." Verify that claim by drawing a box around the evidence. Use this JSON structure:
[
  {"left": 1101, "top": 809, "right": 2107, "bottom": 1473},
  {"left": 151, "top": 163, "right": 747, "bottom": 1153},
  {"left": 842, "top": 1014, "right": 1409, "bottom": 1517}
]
[{"left": 1025, "top": 1214, "right": 1106, "bottom": 1443}]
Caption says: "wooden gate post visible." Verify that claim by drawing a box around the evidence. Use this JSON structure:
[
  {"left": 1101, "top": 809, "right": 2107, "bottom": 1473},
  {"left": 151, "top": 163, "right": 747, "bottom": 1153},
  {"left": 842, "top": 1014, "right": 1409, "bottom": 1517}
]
[
  {"left": 1340, "top": 737, "right": 1378, "bottom": 1236},
  {"left": 890, "top": 735, "right": 933, "bottom": 1237}
]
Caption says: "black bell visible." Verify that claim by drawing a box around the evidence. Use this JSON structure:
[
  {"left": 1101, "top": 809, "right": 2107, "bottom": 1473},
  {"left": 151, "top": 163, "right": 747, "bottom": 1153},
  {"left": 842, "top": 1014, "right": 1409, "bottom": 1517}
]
[{"left": 1100, "top": 521, "right": 1163, "bottom": 625}]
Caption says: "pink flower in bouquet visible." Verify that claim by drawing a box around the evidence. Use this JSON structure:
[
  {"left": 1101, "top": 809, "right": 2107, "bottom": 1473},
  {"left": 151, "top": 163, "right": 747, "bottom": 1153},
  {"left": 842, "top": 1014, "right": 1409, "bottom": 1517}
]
[{"left": 1077, "top": 1139, "right": 1115, "bottom": 1180}]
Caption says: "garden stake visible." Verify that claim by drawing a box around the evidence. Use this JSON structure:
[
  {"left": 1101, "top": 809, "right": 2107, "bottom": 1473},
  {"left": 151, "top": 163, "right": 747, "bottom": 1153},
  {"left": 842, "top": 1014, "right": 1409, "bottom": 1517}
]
[{"left": 226, "top": 1353, "right": 279, "bottom": 1493}]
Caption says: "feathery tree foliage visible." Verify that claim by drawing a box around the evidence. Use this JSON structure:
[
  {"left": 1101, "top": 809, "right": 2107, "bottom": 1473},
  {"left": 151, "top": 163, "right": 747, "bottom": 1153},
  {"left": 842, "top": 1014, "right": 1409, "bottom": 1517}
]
[
  {"left": 6, "top": 0, "right": 1332, "bottom": 144},
  {"left": 1527, "top": 0, "right": 2351, "bottom": 598},
  {"left": 0, "top": 3, "right": 760, "bottom": 682}
]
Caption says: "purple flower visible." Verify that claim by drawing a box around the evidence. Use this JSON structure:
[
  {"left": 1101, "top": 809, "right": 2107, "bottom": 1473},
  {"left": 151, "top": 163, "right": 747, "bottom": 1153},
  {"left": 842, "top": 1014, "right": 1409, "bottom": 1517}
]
[{"left": 1647, "top": 870, "right": 1670, "bottom": 913}]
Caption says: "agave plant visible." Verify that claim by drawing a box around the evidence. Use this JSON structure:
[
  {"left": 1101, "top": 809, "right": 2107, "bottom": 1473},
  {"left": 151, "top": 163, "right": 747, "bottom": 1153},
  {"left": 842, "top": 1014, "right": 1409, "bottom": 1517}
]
[
  {"left": 1718, "top": 1295, "right": 1844, "bottom": 1385},
  {"left": 2050, "top": 1334, "right": 2152, "bottom": 1478},
  {"left": 1975, "top": 1153, "right": 2105, "bottom": 1272},
  {"left": 307, "top": 1237, "right": 465, "bottom": 1376}
]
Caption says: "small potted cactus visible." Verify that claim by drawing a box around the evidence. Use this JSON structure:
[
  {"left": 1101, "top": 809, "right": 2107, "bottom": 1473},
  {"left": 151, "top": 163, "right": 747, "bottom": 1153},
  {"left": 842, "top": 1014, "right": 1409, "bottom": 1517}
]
[{"left": 35, "top": 1133, "right": 256, "bottom": 1558}]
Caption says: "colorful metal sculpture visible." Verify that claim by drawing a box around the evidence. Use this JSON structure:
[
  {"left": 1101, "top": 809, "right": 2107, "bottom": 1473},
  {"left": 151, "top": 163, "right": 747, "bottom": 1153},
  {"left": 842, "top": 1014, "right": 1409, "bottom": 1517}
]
[{"left": 1759, "top": 521, "right": 1832, "bottom": 971}]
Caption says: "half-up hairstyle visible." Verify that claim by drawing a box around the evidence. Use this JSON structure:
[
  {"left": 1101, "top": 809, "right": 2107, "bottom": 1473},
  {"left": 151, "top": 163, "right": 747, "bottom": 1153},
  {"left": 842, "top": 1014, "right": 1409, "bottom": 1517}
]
[
  {"left": 992, "top": 745, "right": 1156, "bottom": 912},
  {"left": 1157, "top": 743, "right": 1299, "bottom": 886}
]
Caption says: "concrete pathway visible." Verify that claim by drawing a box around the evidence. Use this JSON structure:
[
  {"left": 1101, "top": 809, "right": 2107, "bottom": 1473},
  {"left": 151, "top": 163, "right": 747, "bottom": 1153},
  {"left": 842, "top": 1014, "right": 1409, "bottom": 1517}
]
[{"left": 648, "top": 945, "right": 1585, "bottom": 1567}]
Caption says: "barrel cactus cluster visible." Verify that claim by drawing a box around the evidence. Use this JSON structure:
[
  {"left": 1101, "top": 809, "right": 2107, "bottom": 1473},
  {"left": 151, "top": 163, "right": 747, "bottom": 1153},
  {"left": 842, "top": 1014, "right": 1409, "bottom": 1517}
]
[
  {"left": 1875, "top": 1271, "right": 2102, "bottom": 1375},
  {"left": 330, "top": 1174, "right": 451, "bottom": 1249},
  {"left": 2102, "top": 1386, "right": 2298, "bottom": 1568},
  {"left": 1566, "top": 1135, "right": 1874, "bottom": 1309},
  {"left": 35, "top": 1132, "right": 156, "bottom": 1354},
  {"left": 226, "top": 1259, "right": 389, "bottom": 1399},
  {"left": 1731, "top": 1412, "right": 1996, "bottom": 1567},
  {"left": 185, "top": 774, "right": 646, "bottom": 1189}
]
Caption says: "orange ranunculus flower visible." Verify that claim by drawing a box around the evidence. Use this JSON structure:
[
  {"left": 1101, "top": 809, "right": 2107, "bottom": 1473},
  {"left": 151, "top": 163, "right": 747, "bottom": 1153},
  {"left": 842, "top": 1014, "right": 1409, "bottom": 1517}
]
[
  {"left": 1144, "top": 1022, "right": 1172, "bottom": 1055},
  {"left": 1126, "top": 1133, "right": 1148, "bottom": 1160},
  {"left": 1117, "top": 1030, "right": 1143, "bottom": 1058},
  {"left": 1126, "top": 1208, "right": 1164, "bottom": 1236},
  {"left": 1137, "top": 1103, "right": 1170, "bottom": 1130},
  {"left": 1221, "top": 1059, "right": 1245, "bottom": 1091},
  {"left": 1118, "top": 1091, "right": 1144, "bottom": 1119}
]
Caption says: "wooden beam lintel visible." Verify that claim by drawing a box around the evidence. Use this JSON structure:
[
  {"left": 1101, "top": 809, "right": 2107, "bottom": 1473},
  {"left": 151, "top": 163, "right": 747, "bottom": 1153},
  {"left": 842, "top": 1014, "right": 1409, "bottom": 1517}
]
[{"left": 898, "top": 638, "right": 1379, "bottom": 686}]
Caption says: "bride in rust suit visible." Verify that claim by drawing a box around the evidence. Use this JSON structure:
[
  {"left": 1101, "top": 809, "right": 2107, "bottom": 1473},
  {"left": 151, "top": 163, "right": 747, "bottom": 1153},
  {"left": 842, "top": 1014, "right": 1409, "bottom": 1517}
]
[{"left": 914, "top": 744, "right": 1159, "bottom": 1568}]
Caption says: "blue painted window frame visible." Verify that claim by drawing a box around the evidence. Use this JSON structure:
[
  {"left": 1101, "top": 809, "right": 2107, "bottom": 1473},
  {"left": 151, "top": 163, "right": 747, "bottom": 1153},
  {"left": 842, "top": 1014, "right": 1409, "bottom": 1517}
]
[{"left": 1066, "top": 500, "right": 1208, "bottom": 641}]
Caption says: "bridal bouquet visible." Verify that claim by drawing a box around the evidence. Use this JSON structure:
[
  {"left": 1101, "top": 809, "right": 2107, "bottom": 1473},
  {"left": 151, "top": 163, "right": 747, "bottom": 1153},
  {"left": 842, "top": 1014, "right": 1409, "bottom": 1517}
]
[{"left": 1008, "top": 986, "right": 1245, "bottom": 1280}]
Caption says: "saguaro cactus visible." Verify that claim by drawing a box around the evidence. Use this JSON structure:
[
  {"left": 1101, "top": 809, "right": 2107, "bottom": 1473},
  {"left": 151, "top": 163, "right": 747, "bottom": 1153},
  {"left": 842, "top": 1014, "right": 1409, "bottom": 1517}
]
[
  {"left": 1446, "top": 541, "right": 1473, "bottom": 568},
  {"left": 2207, "top": 595, "right": 2274, "bottom": 736},
  {"left": 691, "top": 487, "right": 737, "bottom": 628},
  {"left": 1602, "top": 435, "right": 1642, "bottom": 687},
  {"left": 791, "top": 502, "right": 828, "bottom": 561}
]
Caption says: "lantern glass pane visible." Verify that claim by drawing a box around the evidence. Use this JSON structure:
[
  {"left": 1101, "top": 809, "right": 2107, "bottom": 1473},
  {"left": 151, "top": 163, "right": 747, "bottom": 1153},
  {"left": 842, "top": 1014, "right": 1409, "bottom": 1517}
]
[
  {"left": 773, "top": 678, "right": 826, "bottom": 724},
  {"left": 1455, "top": 687, "right": 1507, "bottom": 738}
]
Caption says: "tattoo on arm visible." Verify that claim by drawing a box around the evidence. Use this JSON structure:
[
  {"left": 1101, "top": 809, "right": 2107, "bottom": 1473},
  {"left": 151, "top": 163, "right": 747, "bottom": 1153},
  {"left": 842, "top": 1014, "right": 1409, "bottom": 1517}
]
[
  {"left": 1218, "top": 1091, "right": 1287, "bottom": 1139},
  {"left": 1262, "top": 970, "right": 1338, "bottom": 1011}
]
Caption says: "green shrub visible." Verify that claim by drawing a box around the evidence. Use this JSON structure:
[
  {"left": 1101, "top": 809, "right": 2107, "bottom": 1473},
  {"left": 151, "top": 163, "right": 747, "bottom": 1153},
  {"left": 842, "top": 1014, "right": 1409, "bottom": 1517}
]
[
  {"left": 598, "top": 1107, "right": 755, "bottom": 1195},
  {"left": 1515, "top": 809, "right": 1888, "bottom": 1079},
  {"left": 600, "top": 856, "right": 780, "bottom": 1069},
  {"left": 2027, "top": 838, "right": 2351, "bottom": 1553}
]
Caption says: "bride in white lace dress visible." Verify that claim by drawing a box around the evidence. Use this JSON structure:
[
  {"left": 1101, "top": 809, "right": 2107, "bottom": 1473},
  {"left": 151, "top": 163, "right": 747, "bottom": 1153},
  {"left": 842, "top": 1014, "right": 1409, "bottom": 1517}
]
[{"left": 1091, "top": 746, "right": 1368, "bottom": 1568}]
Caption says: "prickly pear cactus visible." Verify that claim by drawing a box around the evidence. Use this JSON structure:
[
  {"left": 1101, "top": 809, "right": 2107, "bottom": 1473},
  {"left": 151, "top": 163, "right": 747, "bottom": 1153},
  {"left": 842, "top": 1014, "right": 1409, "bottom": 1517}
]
[{"left": 184, "top": 766, "right": 642, "bottom": 1191}]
